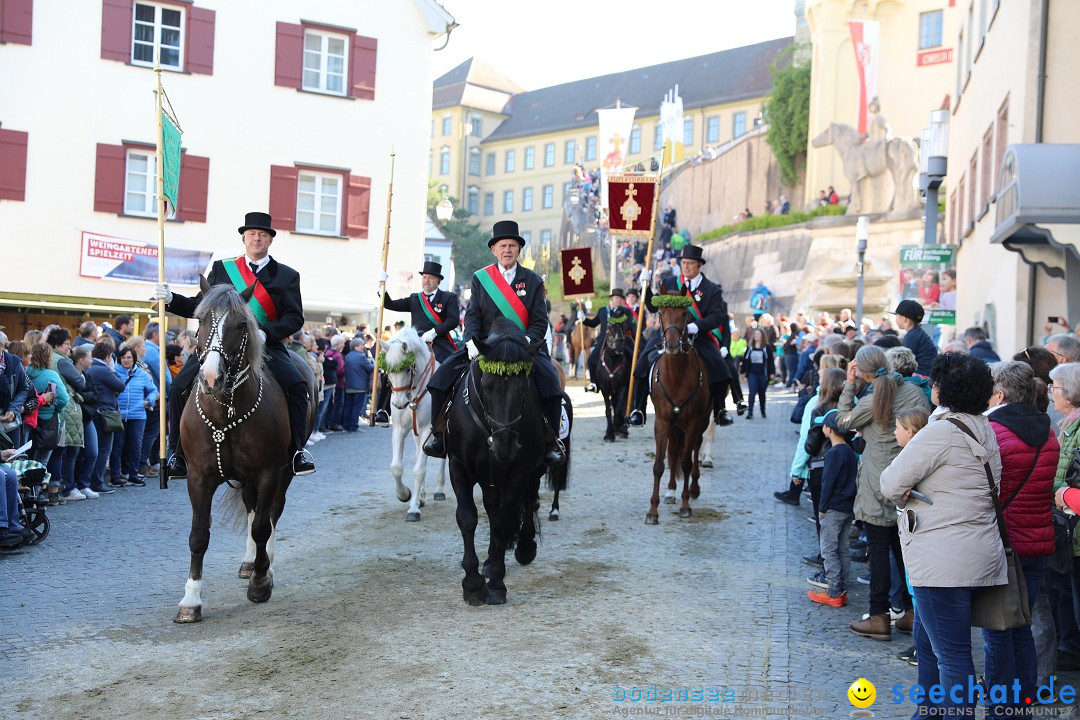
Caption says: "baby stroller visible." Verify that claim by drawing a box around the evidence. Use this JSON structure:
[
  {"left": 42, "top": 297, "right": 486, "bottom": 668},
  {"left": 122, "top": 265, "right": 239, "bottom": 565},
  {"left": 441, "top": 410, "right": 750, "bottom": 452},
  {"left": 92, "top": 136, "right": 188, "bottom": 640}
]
[{"left": 9, "top": 460, "right": 49, "bottom": 547}]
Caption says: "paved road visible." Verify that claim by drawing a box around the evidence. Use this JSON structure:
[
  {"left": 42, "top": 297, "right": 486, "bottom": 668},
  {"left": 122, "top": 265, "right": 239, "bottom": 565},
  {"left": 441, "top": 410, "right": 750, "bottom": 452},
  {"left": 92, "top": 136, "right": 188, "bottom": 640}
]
[{"left": 2, "top": 383, "right": 1074, "bottom": 719}]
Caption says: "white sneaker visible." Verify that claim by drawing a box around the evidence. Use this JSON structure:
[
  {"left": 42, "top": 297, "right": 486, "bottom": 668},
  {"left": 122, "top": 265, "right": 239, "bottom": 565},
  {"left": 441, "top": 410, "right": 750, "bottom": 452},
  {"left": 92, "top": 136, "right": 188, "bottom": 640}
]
[
  {"left": 81, "top": 487, "right": 100, "bottom": 499},
  {"left": 312, "top": 432, "right": 325, "bottom": 441},
  {"left": 306, "top": 439, "right": 316, "bottom": 447},
  {"left": 64, "top": 488, "right": 86, "bottom": 501}
]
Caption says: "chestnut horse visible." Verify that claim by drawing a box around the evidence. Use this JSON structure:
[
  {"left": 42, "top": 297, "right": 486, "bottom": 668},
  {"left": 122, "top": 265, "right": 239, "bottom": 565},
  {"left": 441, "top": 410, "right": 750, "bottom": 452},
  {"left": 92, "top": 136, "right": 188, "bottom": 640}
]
[
  {"left": 175, "top": 281, "right": 316, "bottom": 622},
  {"left": 568, "top": 321, "right": 595, "bottom": 379},
  {"left": 647, "top": 294, "right": 711, "bottom": 524}
]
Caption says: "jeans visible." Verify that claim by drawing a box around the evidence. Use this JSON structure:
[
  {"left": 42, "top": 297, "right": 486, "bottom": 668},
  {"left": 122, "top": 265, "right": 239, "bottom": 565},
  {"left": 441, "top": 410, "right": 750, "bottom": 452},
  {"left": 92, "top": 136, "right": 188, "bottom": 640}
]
[
  {"left": 982, "top": 555, "right": 1046, "bottom": 717},
  {"left": 1031, "top": 572, "right": 1056, "bottom": 688},
  {"left": 315, "top": 388, "right": 333, "bottom": 432},
  {"left": 90, "top": 416, "right": 116, "bottom": 489},
  {"left": 343, "top": 391, "right": 368, "bottom": 432},
  {"left": 807, "top": 467, "right": 822, "bottom": 538},
  {"left": 912, "top": 585, "right": 980, "bottom": 718},
  {"left": 75, "top": 419, "right": 98, "bottom": 490},
  {"left": 141, "top": 404, "right": 160, "bottom": 468},
  {"left": 818, "top": 510, "right": 853, "bottom": 596},
  {"left": 111, "top": 418, "right": 145, "bottom": 479},
  {"left": 784, "top": 354, "right": 799, "bottom": 385},
  {"left": 866, "top": 522, "right": 910, "bottom": 615},
  {"left": 51, "top": 445, "right": 80, "bottom": 494},
  {"left": 330, "top": 387, "right": 346, "bottom": 427},
  {"left": 0, "top": 464, "right": 23, "bottom": 531},
  {"left": 746, "top": 371, "right": 767, "bottom": 414}
]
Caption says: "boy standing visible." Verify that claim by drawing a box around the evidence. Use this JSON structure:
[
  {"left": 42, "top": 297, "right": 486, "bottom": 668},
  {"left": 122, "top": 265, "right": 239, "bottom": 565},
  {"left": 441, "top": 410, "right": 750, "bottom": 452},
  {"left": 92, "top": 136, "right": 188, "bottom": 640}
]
[{"left": 808, "top": 409, "right": 858, "bottom": 607}]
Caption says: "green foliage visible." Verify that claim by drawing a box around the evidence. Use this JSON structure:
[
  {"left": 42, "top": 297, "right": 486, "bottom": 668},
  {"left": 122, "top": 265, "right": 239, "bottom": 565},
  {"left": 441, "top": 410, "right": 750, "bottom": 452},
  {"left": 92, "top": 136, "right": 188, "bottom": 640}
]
[
  {"left": 377, "top": 349, "right": 416, "bottom": 374},
  {"left": 697, "top": 203, "right": 847, "bottom": 243},
  {"left": 765, "top": 46, "right": 811, "bottom": 187},
  {"left": 649, "top": 295, "right": 693, "bottom": 309},
  {"left": 607, "top": 314, "right": 629, "bottom": 325},
  {"left": 477, "top": 357, "right": 533, "bottom": 376}
]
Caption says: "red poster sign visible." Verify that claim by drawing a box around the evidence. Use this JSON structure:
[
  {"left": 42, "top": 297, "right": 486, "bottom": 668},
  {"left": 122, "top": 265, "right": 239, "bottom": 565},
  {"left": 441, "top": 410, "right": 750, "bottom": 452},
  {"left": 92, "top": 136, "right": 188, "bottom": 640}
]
[
  {"left": 917, "top": 48, "right": 954, "bottom": 67},
  {"left": 560, "top": 248, "right": 595, "bottom": 298},
  {"left": 606, "top": 174, "right": 658, "bottom": 238}
]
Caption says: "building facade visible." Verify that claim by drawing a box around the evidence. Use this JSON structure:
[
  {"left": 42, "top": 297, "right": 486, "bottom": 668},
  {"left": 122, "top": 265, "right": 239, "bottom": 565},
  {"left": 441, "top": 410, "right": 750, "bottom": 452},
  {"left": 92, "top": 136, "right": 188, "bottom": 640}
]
[{"left": 0, "top": 0, "right": 453, "bottom": 336}]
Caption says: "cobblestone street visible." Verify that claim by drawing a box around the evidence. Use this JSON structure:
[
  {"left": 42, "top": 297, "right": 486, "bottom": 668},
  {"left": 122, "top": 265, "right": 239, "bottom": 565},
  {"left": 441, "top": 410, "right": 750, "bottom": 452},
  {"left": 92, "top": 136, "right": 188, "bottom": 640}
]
[{"left": 1, "top": 384, "right": 1066, "bottom": 719}]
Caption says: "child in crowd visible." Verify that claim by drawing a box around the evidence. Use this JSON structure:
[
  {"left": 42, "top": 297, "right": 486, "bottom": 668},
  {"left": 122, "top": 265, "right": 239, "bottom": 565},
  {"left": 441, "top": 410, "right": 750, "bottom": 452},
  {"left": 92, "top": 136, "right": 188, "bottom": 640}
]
[
  {"left": 807, "top": 409, "right": 859, "bottom": 607},
  {"left": 802, "top": 368, "right": 848, "bottom": 569},
  {"left": 893, "top": 407, "right": 929, "bottom": 447},
  {"left": 741, "top": 328, "right": 774, "bottom": 419}
]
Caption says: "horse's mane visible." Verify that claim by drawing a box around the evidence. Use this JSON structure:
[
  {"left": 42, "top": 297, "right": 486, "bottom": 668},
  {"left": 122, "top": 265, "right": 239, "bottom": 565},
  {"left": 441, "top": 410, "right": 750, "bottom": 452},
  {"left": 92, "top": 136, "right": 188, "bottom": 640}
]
[
  {"left": 385, "top": 326, "right": 427, "bottom": 370},
  {"left": 194, "top": 284, "right": 265, "bottom": 375},
  {"left": 484, "top": 317, "right": 531, "bottom": 364}
]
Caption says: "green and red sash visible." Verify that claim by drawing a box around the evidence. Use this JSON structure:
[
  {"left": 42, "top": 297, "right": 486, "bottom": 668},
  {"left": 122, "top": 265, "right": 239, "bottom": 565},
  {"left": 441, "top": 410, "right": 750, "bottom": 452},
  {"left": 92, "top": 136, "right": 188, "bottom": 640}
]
[
  {"left": 416, "top": 292, "right": 458, "bottom": 350},
  {"left": 627, "top": 305, "right": 639, "bottom": 324},
  {"left": 676, "top": 276, "right": 721, "bottom": 348},
  {"left": 475, "top": 265, "right": 529, "bottom": 332},
  {"left": 222, "top": 257, "right": 278, "bottom": 326}
]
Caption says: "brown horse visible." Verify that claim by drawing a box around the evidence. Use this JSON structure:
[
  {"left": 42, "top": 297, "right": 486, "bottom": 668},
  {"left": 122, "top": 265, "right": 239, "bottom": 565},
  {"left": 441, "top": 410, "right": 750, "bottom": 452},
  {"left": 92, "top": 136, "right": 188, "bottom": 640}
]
[
  {"left": 174, "top": 280, "right": 316, "bottom": 623},
  {"left": 568, "top": 321, "right": 596, "bottom": 379},
  {"left": 647, "top": 294, "right": 711, "bottom": 524}
]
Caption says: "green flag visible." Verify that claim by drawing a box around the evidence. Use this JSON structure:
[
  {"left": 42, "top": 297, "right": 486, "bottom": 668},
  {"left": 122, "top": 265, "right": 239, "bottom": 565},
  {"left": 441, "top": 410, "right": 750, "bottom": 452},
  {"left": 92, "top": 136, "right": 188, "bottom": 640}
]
[{"left": 161, "top": 111, "right": 181, "bottom": 211}]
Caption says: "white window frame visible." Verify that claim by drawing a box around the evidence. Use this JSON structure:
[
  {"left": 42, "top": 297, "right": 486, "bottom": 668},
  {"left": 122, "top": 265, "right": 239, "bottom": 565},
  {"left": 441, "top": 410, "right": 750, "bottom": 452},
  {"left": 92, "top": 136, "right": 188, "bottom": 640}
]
[
  {"left": 629, "top": 125, "right": 641, "bottom": 154},
  {"left": 468, "top": 147, "right": 481, "bottom": 175},
  {"left": 542, "top": 184, "right": 553, "bottom": 209},
  {"left": 683, "top": 118, "right": 694, "bottom": 146},
  {"left": 522, "top": 187, "right": 533, "bottom": 212},
  {"left": 706, "top": 117, "right": 720, "bottom": 144},
  {"left": 302, "top": 29, "right": 349, "bottom": 96},
  {"left": 540, "top": 229, "right": 552, "bottom": 245},
  {"left": 470, "top": 115, "right": 483, "bottom": 137},
  {"left": 564, "top": 140, "right": 575, "bottom": 164},
  {"left": 439, "top": 146, "right": 450, "bottom": 175},
  {"left": 131, "top": 2, "right": 185, "bottom": 71},
  {"left": 483, "top": 192, "right": 494, "bottom": 215},
  {"left": 295, "top": 170, "right": 343, "bottom": 236},
  {"left": 124, "top": 148, "right": 175, "bottom": 219},
  {"left": 467, "top": 186, "right": 479, "bottom": 214},
  {"left": 505, "top": 149, "right": 516, "bottom": 173},
  {"left": 485, "top": 152, "right": 496, "bottom": 175},
  {"left": 584, "top": 137, "right": 597, "bottom": 162},
  {"left": 441, "top": 115, "right": 452, "bottom": 136},
  {"left": 733, "top": 112, "right": 747, "bottom": 138},
  {"left": 544, "top": 143, "right": 555, "bottom": 167},
  {"left": 524, "top": 146, "right": 535, "bottom": 170},
  {"left": 503, "top": 190, "right": 513, "bottom": 213}
]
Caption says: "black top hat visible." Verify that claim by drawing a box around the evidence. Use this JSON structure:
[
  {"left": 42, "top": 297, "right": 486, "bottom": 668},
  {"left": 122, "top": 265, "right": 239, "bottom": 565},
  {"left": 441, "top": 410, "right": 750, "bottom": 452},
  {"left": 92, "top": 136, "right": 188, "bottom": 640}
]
[
  {"left": 609, "top": 288, "right": 626, "bottom": 298},
  {"left": 488, "top": 220, "right": 526, "bottom": 248},
  {"left": 238, "top": 211, "right": 277, "bottom": 237},
  {"left": 625, "top": 288, "right": 640, "bottom": 297},
  {"left": 889, "top": 299, "right": 925, "bottom": 323},
  {"left": 420, "top": 261, "right": 444, "bottom": 279},
  {"left": 675, "top": 244, "right": 706, "bottom": 264}
]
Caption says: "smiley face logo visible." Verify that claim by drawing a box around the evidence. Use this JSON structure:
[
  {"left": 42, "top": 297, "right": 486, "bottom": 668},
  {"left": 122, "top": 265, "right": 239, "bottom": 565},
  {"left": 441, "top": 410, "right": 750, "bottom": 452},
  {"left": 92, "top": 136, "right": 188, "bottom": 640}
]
[{"left": 847, "top": 678, "right": 876, "bottom": 709}]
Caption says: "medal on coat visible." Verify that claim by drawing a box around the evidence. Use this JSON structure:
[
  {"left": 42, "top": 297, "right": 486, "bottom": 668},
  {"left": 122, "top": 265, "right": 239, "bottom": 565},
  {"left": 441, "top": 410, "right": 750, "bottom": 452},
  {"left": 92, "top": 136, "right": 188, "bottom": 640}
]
[{"left": 694, "top": 291, "right": 703, "bottom": 302}]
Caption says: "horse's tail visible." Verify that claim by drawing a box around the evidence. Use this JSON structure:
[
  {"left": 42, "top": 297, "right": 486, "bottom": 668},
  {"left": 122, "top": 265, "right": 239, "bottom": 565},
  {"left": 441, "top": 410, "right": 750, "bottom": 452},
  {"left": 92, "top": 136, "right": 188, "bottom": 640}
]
[
  {"left": 545, "top": 393, "right": 572, "bottom": 493},
  {"left": 213, "top": 485, "right": 249, "bottom": 534}
]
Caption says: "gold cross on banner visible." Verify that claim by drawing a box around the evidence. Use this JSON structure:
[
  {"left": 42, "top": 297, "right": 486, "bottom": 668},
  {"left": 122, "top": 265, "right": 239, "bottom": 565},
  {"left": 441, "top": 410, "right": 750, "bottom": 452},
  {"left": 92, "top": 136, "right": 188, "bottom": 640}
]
[
  {"left": 569, "top": 256, "right": 587, "bottom": 285},
  {"left": 620, "top": 182, "right": 642, "bottom": 230}
]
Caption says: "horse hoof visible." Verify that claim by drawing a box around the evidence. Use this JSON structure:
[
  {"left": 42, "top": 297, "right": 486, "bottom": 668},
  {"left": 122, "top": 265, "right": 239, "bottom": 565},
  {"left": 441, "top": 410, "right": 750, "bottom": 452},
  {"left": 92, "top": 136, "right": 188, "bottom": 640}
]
[
  {"left": 463, "top": 587, "right": 487, "bottom": 606},
  {"left": 548, "top": 510, "right": 560, "bottom": 521},
  {"left": 691, "top": 486, "right": 701, "bottom": 499},
  {"left": 397, "top": 489, "right": 412, "bottom": 503},
  {"left": 247, "top": 580, "right": 274, "bottom": 604},
  {"left": 663, "top": 496, "right": 676, "bottom": 505},
  {"left": 174, "top": 606, "right": 202, "bottom": 623},
  {"left": 701, "top": 460, "right": 714, "bottom": 469},
  {"left": 487, "top": 589, "right": 507, "bottom": 605},
  {"left": 603, "top": 435, "right": 615, "bottom": 443},
  {"left": 645, "top": 514, "right": 659, "bottom": 525},
  {"left": 680, "top": 507, "right": 693, "bottom": 519},
  {"left": 406, "top": 512, "right": 421, "bottom": 522},
  {"left": 515, "top": 542, "right": 537, "bottom": 566},
  {"left": 238, "top": 562, "right": 254, "bottom": 579},
  {"left": 617, "top": 430, "right": 629, "bottom": 439},
  {"left": 434, "top": 492, "right": 446, "bottom": 501}
]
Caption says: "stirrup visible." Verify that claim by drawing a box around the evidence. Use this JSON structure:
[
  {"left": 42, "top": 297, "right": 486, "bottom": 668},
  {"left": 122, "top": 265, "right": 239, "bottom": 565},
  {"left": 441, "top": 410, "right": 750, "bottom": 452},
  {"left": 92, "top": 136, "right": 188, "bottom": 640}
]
[
  {"left": 628, "top": 409, "right": 645, "bottom": 427},
  {"left": 585, "top": 383, "right": 598, "bottom": 393},
  {"left": 373, "top": 409, "right": 391, "bottom": 427},
  {"left": 292, "top": 449, "right": 316, "bottom": 476}
]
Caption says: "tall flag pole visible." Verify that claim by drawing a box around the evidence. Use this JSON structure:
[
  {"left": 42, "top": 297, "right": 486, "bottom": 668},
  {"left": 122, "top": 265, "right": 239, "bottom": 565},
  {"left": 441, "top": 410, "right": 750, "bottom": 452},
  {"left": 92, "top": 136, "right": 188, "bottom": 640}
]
[
  {"left": 624, "top": 150, "right": 666, "bottom": 418},
  {"left": 369, "top": 150, "right": 396, "bottom": 426}
]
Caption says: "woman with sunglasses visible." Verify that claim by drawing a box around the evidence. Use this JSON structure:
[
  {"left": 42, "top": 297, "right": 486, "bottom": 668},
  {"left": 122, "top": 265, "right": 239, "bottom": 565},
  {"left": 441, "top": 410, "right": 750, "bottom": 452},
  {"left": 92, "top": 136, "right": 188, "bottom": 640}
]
[{"left": 881, "top": 352, "right": 1005, "bottom": 719}]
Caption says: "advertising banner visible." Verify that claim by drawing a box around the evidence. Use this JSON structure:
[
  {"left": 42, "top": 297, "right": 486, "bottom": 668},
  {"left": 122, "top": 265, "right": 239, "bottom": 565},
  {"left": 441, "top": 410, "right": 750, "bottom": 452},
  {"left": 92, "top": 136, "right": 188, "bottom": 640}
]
[
  {"left": 899, "top": 245, "right": 956, "bottom": 325},
  {"left": 80, "top": 231, "right": 212, "bottom": 286},
  {"left": 560, "top": 247, "right": 595, "bottom": 298}
]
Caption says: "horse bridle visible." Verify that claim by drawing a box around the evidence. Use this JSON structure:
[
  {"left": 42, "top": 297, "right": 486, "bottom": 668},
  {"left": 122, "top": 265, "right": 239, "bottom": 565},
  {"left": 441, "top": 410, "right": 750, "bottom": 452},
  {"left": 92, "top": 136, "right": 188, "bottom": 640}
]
[
  {"left": 389, "top": 348, "right": 436, "bottom": 436},
  {"left": 600, "top": 328, "right": 630, "bottom": 377},
  {"left": 462, "top": 361, "right": 530, "bottom": 449},
  {"left": 658, "top": 310, "right": 692, "bottom": 355}
]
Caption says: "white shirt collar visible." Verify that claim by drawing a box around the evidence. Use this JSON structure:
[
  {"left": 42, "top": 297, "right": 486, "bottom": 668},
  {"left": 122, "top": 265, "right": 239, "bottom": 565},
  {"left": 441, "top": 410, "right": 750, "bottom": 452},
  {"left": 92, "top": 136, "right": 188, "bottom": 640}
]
[
  {"left": 499, "top": 263, "right": 518, "bottom": 283},
  {"left": 246, "top": 255, "right": 270, "bottom": 273},
  {"left": 685, "top": 274, "right": 702, "bottom": 292}
]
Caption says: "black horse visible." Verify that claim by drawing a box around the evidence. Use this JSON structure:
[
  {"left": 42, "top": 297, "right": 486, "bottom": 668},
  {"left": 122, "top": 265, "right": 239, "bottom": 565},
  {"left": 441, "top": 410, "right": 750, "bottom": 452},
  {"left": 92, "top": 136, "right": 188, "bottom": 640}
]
[
  {"left": 596, "top": 320, "right": 633, "bottom": 442},
  {"left": 446, "top": 317, "right": 554, "bottom": 605}
]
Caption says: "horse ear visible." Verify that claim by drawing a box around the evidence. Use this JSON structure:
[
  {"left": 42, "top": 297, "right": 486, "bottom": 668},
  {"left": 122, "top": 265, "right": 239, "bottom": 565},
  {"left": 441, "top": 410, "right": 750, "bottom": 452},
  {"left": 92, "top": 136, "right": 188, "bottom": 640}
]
[
  {"left": 240, "top": 283, "right": 256, "bottom": 303},
  {"left": 199, "top": 275, "right": 212, "bottom": 295}
]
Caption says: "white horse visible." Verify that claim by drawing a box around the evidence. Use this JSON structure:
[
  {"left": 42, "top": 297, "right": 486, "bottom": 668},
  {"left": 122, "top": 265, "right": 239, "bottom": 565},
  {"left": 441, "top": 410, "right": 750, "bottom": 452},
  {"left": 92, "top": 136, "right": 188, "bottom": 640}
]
[{"left": 381, "top": 327, "right": 447, "bottom": 521}]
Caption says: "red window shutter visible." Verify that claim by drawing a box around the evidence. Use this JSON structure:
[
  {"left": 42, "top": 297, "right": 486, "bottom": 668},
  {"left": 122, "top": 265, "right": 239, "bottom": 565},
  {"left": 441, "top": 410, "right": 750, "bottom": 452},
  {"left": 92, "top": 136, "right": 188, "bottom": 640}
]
[
  {"left": 94, "top": 143, "right": 125, "bottom": 214},
  {"left": 274, "top": 22, "right": 303, "bottom": 89},
  {"left": 101, "top": 0, "right": 132, "bottom": 62},
  {"left": 269, "top": 165, "right": 298, "bottom": 231},
  {"left": 186, "top": 6, "right": 215, "bottom": 75},
  {"left": 0, "top": 0, "right": 33, "bottom": 45},
  {"left": 349, "top": 34, "right": 377, "bottom": 100},
  {"left": 0, "top": 129, "right": 28, "bottom": 201},
  {"left": 344, "top": 174, "right": 371, "bottom": 238},
  {"left": 178, "top": 153, "right": 209, "bottom": 222}
]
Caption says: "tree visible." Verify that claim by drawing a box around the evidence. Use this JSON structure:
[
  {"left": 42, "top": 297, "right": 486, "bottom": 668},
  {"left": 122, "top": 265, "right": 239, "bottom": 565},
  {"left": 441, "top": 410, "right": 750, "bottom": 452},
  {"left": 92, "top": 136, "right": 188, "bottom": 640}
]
[
  {"left": 765, "top": 46, "right": 811, "bottom": 188},
  {"left": 426, "top": 180, "right": 491, "bottom": 284}
]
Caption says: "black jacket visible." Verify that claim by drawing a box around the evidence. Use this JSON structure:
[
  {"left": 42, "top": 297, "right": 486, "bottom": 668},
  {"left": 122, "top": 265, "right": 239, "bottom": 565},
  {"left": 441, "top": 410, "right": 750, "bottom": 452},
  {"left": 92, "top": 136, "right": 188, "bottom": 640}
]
[
  {"left": 383, "top": 288, "right": 461, "bottom": 361},
  {"left": 645, "top": 273, "right": 728, "bottom": 347},
  {"left": 804, "top": 402, "right": 837, "bottom": 469},
  {"left": 464, "top": 264, "right": 549, "bottom": 351},
  {"left": 902, "top": 324, "right": 938, "bottom": 376},
  {"left": 583, "top": 305, "right": 632, "bottom": 345},
  {"left": 741, "top": 344, "right": 775, "bottom": 377},
  {"left": 167, "top": 256, "right": 304, "bottom": 344}
]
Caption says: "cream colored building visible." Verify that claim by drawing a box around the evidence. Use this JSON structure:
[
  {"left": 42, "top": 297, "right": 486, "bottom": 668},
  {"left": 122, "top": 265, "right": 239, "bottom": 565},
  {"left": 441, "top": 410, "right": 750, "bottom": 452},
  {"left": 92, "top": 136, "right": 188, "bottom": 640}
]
[
  {"left": 804, "top": 0, "right": 958, "bottom": 209},
  {"left": 949, "top": 0, "right": 1080, "bottom": 354},
  {"left": 0, "top": 0, "right": 453, "bottom": 335},
  {"left": 431, "top": 39, "right": 792, "bottom": 255}
]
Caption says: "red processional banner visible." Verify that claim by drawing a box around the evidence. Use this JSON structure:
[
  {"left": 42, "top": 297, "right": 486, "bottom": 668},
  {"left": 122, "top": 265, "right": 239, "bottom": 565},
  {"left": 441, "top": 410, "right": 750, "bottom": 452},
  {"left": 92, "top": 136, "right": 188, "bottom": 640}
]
[
  {"left": 605, "top": 174, "right": 658, "bottom": 238},
  {"left": 560, "top": 248, "right": 594, "bottom": 298}
]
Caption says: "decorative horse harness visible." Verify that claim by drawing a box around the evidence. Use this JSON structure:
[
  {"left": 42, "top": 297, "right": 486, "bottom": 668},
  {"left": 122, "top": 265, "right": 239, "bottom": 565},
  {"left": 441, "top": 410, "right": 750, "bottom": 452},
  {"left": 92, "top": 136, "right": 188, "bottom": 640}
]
[
  {"left": 390, "top": 349, "right": 437, "bottom": 437},
  {"left": 652, "top": 312, "right": 704, "bottom": 429}
]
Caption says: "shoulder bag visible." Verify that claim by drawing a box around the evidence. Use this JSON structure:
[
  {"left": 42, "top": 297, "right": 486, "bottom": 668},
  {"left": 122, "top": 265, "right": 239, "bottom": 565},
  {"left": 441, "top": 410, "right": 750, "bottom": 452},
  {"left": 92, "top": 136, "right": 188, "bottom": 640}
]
[
  {"left": 99, "top": 408, "right": 125, "bottom": 433},
  {"left": 947, "top": 417, "right": 1031, "bottom": 630},
  {"left": 1050, "top": 446, "right": 1080, "bottom": 574}
]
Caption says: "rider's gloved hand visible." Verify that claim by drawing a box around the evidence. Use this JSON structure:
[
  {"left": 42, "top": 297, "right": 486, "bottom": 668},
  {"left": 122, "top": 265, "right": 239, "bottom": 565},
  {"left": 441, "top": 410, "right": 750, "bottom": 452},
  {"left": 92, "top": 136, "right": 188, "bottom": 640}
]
[
  {"left": 638, "top": 268, "right": 651, "bottom": 283},
  {"left": 585, "top": 299, "right": 593, "bottom": 312},
  {"left": 467, "top": 340, "right": 480, "bottom": 360},
  {"left": 721, "top": 346, "right": 729, "bottom": 358},
  {"left": 154, "top": 282, "right": 173, "bottom": 304},
  {"left": 258, "top": 329, "right": 267, "bottom": 343},
  {"left": 377, "top": 271, "right": 389, "bottom": 284},
  {"left": 421, "top": 329, "right": 437, "bottom": 343},
  {"left": 687, "top": 322, "right": 699, "bottom": 335}
]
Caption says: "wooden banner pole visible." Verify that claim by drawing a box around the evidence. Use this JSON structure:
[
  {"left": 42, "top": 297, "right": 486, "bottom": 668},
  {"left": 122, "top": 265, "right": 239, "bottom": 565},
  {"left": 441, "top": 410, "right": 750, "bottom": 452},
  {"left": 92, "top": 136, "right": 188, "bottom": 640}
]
[{"left": 368, "top": 150, "right": 396, "bottom": 426}]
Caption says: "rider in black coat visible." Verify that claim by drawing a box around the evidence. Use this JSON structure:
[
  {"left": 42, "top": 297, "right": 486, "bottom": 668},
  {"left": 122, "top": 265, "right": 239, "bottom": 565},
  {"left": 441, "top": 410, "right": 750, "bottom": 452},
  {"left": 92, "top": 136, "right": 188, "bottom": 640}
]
[
  {"left": 628, "top": 245, "right": 734, "bottom": 428},
  {"left": 155, "top": 212, "right": 315, "bottom": 478},
  {"left": 380, "top": 261, "right": 461, "bottom": 363},
  {"left": 584, "top": 289, "right": 632, "bottom": 393},
  {"left": 423, "top": 220, "right": 564, "bottom": 466}
]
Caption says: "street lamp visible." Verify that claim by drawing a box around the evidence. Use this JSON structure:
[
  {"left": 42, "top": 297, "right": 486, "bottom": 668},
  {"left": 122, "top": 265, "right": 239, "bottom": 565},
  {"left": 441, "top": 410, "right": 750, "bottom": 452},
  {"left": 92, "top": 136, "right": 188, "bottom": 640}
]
[
  {"left": 919, "top": 109, "right": 949, "bottom": 245},
  {"left": 855, "top": 216, "right": 869, "bottom": 329},
  {"left": 435, "top": 189, "right": 454, "bottom": 223}
]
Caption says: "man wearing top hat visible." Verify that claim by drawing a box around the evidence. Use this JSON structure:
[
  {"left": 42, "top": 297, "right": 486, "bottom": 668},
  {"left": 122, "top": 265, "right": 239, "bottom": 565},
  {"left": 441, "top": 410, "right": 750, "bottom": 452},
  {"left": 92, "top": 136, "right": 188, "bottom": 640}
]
[
  {"left": 628, "top": 244, "right": 735, "bottom": 428},
  {"left": 376, "top": 261, "right": 461, "bottom": 363},
  {"left": 583, "top": 288, "right": 632, "bottom": 394},
  {"left": 154, "top": 211, "right": 316, "bottom": 478},
  {"left": 422, "top": 220, "right": 565, "bottom": 466}
]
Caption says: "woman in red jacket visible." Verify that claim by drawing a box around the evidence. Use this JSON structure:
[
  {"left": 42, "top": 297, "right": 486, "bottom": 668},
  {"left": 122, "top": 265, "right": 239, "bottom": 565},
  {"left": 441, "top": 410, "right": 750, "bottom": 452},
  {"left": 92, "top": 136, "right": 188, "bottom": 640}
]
[{"left": 985, "top": 360, "right": 1059, "bottom": 716}]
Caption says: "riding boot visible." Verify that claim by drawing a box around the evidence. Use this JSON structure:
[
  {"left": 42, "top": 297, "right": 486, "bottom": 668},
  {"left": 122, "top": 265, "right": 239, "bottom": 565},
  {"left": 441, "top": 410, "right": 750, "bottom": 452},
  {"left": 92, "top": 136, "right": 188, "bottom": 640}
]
[
  {"left": 585, "top": 360, "right": 598, "bottom": 393},
  {"left": 542, "top": 396, "right": 566, "bottom": 467},
  {"left": 286, "top": 384, "right": 315, "bottom": 476},
  {"left": 713, "top": 382, "right": 733, "bottom": 426},
  {"left": 628, "top": 379, "right": 649, "bottom": 427},
  {"left": 422, "top": 387, "right": 447, "bottom": 458},
  {"left": 166, "top": 379, "right": 189, "bottom": 478},
  {"left": 374, "top": 372, "right": 392, "bottom": 426}
]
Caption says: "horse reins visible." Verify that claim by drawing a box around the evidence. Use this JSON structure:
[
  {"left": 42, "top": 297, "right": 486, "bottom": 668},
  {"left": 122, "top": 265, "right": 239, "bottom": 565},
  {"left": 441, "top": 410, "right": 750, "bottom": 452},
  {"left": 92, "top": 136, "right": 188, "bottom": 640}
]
[
  {"left": 653, "top": 310, "right": 703, "bottom": 431},
  {"left": 599, "top": 330, "right": 629, "bottom": 379},
  {"left": 389, "top": 348, "right": 436, "bottom": 436},
  {"left": 461, "top": 362, "right": 530, "bottom": 449}
]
